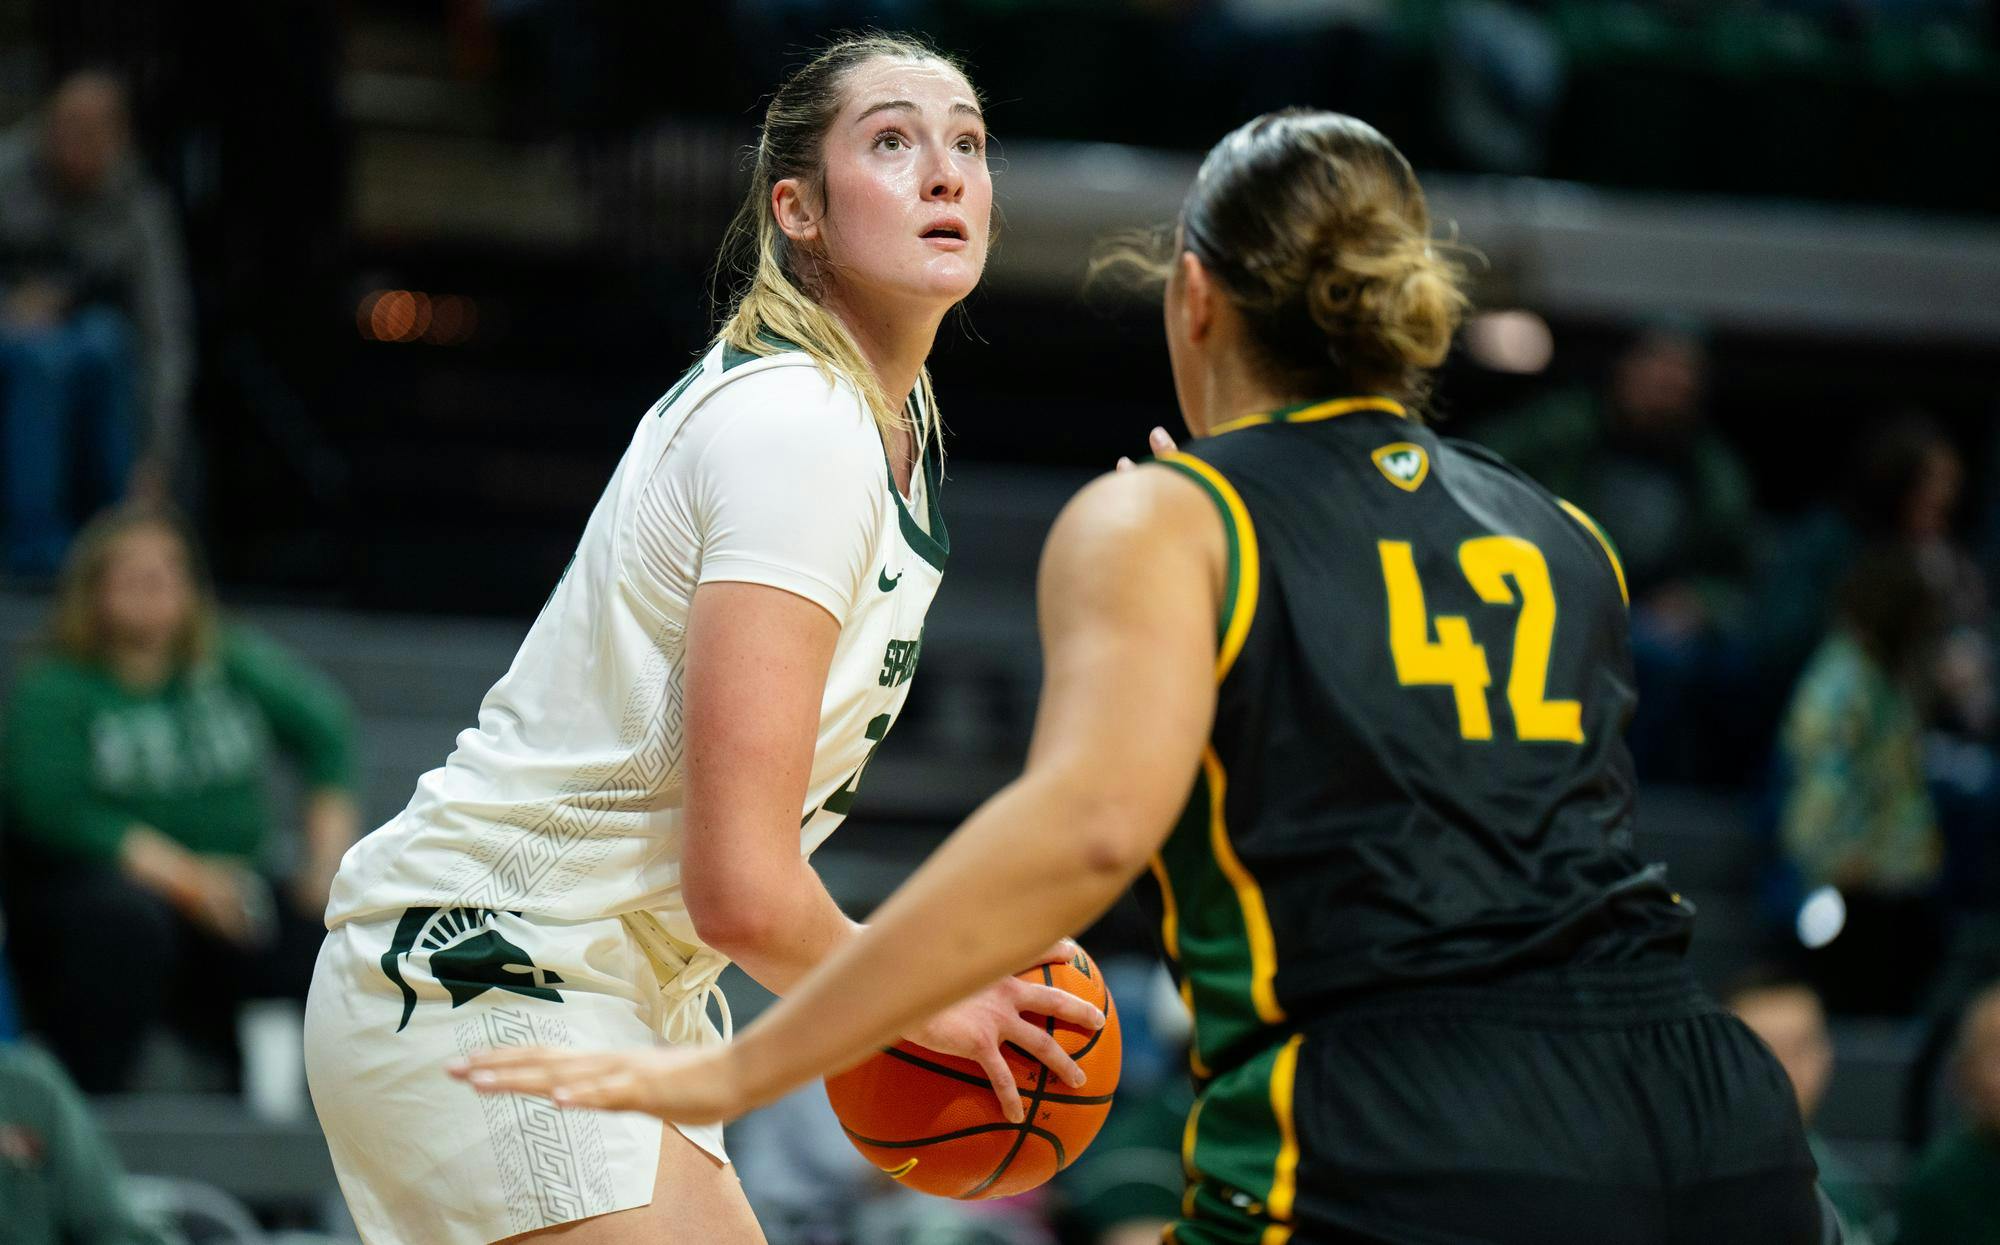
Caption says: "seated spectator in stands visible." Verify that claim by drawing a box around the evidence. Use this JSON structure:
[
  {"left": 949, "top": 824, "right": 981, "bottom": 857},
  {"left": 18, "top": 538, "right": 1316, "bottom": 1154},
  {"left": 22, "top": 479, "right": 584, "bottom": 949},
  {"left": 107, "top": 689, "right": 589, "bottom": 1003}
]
[
  {"left": 1758, "top": 414, "right": 1983, "bottom": 692},
  {"left": 0, "top": 1041, "right": 183, "bottom": 1244},
  {"left": 1, "top": 506, "right": 357, "bottom": 1092},
  {"left": 1778, "top": 546, "right": 1947, "bottom": 1015},
  {"left": 1761, "top": 415, "right": 2000, "bottom": 920},
  {"left": 1478, "top": 321, "right": 1758, "bottom": 780},
  {"left": 0, "top": 69, "right": 192, "bottom": 578},
  {"left": 1725, "top": 969, "right": 1886, "bottom": 1244},
  {"left": 1899, "top": 979, "right": 2000, "bottom": 1245}
]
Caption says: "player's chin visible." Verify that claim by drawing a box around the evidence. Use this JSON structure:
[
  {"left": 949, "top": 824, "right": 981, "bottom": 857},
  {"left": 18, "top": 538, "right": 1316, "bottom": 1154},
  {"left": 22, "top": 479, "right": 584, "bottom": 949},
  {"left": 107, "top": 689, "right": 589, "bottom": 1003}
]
[{"left": 911, "top": 253, "right": 985, "bottom": 302}]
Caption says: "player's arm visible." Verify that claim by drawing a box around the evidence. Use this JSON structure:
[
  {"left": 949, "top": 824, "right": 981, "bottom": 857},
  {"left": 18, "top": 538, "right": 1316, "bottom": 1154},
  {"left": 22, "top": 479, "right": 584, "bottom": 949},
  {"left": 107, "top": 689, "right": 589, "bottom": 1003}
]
[
  {"left": 678, "top": 578, "right": 858, "bottom": 993},
  {"left": 588, "top": 377, "right": 1098, "bottom": 1115},
  {"left": 459, "top": 462, "right": 1223, "bottom": 1122},
  {"left": 682, "top": 577, "right": 1094, "bottom": 1115}
]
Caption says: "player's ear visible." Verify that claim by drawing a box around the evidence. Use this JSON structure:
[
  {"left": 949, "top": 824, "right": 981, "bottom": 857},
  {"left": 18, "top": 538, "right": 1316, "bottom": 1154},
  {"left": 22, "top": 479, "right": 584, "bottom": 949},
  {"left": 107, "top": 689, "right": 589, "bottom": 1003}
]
[
  {"left": 773, "top": 178, "right": 821, "bottom": 245},
  {"left": 1177, "top": 251, "right": 1216, "bottom": 345}
]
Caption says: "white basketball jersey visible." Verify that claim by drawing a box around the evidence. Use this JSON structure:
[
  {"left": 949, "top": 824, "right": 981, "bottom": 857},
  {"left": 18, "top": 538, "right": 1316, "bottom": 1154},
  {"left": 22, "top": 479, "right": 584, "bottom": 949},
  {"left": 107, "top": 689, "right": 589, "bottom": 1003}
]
[{"left": 326, "top": 340, "right": 947, "bottom": 947}]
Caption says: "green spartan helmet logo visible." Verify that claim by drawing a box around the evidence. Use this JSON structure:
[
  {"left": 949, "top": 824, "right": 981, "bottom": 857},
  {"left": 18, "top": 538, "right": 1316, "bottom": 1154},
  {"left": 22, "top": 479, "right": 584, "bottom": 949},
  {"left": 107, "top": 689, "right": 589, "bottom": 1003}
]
[{"left": 381, "top": 907, "right": 565, "bottom": 1032}]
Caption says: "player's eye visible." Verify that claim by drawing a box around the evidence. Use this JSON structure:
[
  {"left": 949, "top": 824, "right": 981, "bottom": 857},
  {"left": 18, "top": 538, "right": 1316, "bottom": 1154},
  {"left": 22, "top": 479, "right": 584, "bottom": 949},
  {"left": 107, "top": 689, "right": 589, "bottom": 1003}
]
[
  {"left": 874, "top": 130, "right": 908, "bottom": 152},
  {"left": 955, "top": 135, "right": 985, "bottom": 156}
]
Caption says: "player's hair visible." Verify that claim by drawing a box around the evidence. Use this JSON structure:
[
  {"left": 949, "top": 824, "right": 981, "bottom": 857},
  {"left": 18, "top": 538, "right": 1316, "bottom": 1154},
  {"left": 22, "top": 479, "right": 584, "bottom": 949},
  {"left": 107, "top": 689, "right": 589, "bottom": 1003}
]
[
  {"left": 714, "top": 33, "right": 975, "bottom": 445},
  {"left": 49, "top": 505, "right": 217, "bottom": 669},
  {"left": 1096, "top": 110, "right": 1469, "bottom": 410}
]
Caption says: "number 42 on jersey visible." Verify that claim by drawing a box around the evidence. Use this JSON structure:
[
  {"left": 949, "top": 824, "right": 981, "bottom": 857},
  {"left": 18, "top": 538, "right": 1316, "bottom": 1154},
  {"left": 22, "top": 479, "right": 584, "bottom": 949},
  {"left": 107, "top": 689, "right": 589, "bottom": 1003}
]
[{"left": 1377, "top": 537, "right": 1584, "bottom": 744}]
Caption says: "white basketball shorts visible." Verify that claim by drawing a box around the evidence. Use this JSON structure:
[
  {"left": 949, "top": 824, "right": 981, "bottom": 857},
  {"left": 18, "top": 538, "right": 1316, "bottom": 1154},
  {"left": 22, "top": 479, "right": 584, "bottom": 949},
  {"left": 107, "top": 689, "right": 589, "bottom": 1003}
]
[{"left": 304, "top": 907, "right": 731, "bottom": 1245}]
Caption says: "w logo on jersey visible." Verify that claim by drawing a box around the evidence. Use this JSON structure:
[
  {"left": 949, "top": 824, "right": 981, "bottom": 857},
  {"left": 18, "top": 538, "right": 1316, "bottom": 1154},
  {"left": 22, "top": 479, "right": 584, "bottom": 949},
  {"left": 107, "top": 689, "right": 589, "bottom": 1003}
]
[
  {"left": 1371, "top": 442, "right": 1430, "bottom": 492},
  {"left": 381, "top": 906, "right": 565, "bottom": 1032}
]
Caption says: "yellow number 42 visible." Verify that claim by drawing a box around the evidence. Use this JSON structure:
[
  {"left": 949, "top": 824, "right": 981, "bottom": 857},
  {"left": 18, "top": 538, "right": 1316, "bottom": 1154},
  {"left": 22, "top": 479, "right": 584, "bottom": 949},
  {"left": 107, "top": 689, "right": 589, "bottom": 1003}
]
[{"left": 1377, "top": 537, "right": 1584, "bottom": 743}]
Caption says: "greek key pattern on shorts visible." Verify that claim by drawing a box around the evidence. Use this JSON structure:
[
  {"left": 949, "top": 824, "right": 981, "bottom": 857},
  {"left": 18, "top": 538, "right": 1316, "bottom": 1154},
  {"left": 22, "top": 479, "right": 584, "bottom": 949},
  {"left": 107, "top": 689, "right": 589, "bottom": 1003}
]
[
  {"left": 429, "top": 620, "right": 688, "bottom": 912},
  {"left": 458, "top": 1007, "right": 614, "bottom": 1235}
]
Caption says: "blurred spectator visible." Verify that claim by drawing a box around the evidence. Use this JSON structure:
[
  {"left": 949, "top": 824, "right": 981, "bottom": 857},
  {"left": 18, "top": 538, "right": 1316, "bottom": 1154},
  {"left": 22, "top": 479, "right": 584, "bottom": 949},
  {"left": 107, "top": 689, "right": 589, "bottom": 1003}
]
[
  {"left": 1899, "top": 979, "right": 2000, "bottom": 1245},
  {"left": 0, "top": 69, "right": 193, "bottom": 578},
  {"left": 1757, "top": 414, "right": 1983, "bottom": 693},
  {"left": 1725, "top": 969, "right": 1886, "bottom": 1245},
  {"left": 1777, "top": 546, "right": 1947, "bottom": 1015},
  {"left": 1480, "top": 322, "right": 1751, "bottom": 609},
  {"left": 1436, "top": 0, "right": 1565, "bottom": 174},
  {"left": 1201, "top": 0, "right": 1399, "bottom": 125},
  {"left": 0, "top": 1042, "right": 184, "bottom": 1245},
  {"left": 1760, "top": 415, "right": 2000, "bottom": 918},
  {"left": 0, "top": 506, "right": 357, "bottom": 1092},
  {"left": 1479, "top": 322, "right": 1757, "bottom": 779}
]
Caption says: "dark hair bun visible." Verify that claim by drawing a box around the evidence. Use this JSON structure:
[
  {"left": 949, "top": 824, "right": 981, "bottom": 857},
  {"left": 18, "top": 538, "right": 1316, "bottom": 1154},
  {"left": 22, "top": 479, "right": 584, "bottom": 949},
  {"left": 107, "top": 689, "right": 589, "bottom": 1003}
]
[
  {"left": 1303, "top": 206, "right": 1464, "bottom": 376},
  {"left": 1180, "top": 110, "right": 1468, "bottom": 405}
]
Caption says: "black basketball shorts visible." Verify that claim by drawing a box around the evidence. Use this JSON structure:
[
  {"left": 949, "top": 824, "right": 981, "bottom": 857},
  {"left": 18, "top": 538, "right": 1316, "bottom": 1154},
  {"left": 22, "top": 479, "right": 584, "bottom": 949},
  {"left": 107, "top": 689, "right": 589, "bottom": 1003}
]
[{"left": 1170, "top": 961, "right": 1836, "bottom": 1245}]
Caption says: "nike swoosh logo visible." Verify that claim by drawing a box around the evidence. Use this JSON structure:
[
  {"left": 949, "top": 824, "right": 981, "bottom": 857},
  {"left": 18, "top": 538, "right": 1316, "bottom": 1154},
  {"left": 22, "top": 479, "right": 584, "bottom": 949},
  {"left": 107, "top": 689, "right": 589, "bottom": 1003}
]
[{"left": 878, "top": 568, "right": 903, "bottom": 592}]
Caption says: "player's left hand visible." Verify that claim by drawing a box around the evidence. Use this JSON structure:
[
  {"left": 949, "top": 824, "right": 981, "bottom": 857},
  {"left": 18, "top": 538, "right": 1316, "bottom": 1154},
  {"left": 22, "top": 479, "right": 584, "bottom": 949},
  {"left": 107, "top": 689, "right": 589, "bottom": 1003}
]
[
  {"left": 1115, "top": 426, "right": 1179, "bottom": 471},
  {"left": 449, "top": 1045, "right": 740, "bottom": 1123}
]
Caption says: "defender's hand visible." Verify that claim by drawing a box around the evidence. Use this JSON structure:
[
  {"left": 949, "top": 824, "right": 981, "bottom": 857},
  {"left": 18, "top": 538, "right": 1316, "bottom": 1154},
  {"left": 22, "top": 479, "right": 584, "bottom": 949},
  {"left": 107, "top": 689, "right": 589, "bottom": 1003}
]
[
  {"left": 451, "top": 1045, "right": 740, "bottom": 1123},
  {"left": 897, "top": 939, "right": 1106, "bottom": 1124}
]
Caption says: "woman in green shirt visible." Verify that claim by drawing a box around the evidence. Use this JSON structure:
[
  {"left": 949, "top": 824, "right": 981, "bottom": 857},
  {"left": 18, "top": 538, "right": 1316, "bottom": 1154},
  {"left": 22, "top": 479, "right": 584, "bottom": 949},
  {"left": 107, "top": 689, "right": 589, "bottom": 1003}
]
[{"left": 1, "top": 506, "right": 358, "bottom": 1091}]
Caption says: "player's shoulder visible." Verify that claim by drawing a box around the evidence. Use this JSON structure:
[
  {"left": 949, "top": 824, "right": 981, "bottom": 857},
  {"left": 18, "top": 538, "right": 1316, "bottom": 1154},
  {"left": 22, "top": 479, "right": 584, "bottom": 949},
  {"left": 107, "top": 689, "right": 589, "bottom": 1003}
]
[
  {"left": 1439, "top": 434, "right": 1579, "bottom": 523},
  {"left": 1053, "top": 456, "right": 1235, "bottom": 570},
  {"left": 645, "top": 338, "right": 877, "bottom": 466},
  {"left": 1441, "top": 434, "right": 1629, "bottom": 601},
  {"left": 688, "top": 341, "right": 871, "bottom": 434},
  {"left": 1437, "top": 432, "right": 1546, "bottom": 492}
]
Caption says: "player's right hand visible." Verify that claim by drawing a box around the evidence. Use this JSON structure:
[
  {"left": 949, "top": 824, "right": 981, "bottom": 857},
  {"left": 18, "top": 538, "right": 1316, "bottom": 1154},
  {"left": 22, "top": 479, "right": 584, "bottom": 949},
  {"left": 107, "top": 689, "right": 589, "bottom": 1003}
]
[{"left": 898, "top": 939, "right": 1107, "bottom": 1124}]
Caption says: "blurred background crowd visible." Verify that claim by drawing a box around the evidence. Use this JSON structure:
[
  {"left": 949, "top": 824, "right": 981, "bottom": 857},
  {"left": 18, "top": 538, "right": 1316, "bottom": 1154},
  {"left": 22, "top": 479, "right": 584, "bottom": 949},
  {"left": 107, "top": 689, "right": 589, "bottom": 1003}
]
[{"left": 0, "top": 0, "right": 1996, "bottom": 1242}]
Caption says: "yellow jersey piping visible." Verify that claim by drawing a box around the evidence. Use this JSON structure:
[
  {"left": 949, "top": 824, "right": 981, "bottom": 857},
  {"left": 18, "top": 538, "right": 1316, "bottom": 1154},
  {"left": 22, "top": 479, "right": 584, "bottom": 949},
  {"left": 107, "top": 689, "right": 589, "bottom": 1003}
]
[
  {"left": 1155, "top": 452, "right": 1260, "bottom": 682},
  {"left": 1556, "top": 498, "right": 1629, "bottom": 606},
  {"left": 1209, "top": 395, "right": 1408, "bottom": 437},
  {"left": 1203, "top": 746, "right": 1285, "bottom": 1025}
]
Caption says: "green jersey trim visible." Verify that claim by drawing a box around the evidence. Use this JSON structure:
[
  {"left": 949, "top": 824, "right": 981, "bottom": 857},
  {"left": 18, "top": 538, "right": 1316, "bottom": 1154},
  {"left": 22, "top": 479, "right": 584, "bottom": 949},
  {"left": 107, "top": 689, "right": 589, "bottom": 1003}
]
[
  {"left": 1174, "top": 1034, "right": 1304, "bottom": 1244},
  {"left": 1153, "top": 453, "right": 1257, "bottom": 683},
  {"left": 1556, "top": 498, "right": 1629, "bottom": 607},
  {"left": 887, "top": 393, "right": 949, "bottom": 572},
  {"left": 720, "top": 329, "right": 801, "bottom": 373}
]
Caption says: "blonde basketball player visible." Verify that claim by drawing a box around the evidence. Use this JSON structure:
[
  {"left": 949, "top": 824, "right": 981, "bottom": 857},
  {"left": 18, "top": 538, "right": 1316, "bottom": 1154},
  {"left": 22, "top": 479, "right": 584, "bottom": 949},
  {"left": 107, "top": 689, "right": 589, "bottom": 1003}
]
[{"left": 303, "top": 34, "right": 1101, "bottom": 1245}]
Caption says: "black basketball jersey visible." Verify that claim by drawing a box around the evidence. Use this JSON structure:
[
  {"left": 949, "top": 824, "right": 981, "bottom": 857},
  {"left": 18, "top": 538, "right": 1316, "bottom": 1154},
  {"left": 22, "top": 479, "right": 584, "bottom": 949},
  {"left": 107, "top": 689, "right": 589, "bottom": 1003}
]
[{"left": 1137, "top": 396, "right": 1692, "bottom": 1079}]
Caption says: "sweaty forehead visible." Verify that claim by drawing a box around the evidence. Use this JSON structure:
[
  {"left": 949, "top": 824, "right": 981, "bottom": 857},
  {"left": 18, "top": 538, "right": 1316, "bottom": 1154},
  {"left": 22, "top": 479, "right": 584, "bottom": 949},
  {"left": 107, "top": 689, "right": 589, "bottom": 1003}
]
[{"left": 839, "top": 57, "right": 977, "bottom": 118}]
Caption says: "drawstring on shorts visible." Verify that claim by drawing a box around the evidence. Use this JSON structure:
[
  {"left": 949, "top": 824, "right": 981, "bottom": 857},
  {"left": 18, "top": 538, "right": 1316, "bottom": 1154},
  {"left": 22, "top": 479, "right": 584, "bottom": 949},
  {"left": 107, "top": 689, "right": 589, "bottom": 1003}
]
[{"left": 621, "top": 911, "right": 734, "bottom": 1047}]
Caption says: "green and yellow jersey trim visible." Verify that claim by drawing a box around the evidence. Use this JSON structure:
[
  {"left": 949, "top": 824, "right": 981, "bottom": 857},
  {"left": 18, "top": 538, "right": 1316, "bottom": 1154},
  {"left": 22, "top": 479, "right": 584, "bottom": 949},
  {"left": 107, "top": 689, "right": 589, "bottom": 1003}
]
[
  {"left": 1153, "top": 451, "right": 1260, "bottom": 682},
  {"left": 1556, "top": 498, "right": 1628, "bottom": 607},
  {"left": 1265, "top": 1033, "right": 1304, "bottom": 1232},
  {"left": 1145, "top": 449, "right": 1285, "bottom": 1087},
  {"left": 1180, "top": 1097, "right": 1204, "bottom": 1217},
  {"left": 1174, "top": 1033, "right": 1307, "bottom": 1245},
  {"left": 1147, "top": 850, "right": 1213, "bottom": 1079},
  {"left": 1202, "top": 746, "right": 1285, "bottom": 1026},
  {"left": 1209, "top": 395, "right": 1407, "bottom": 437}
]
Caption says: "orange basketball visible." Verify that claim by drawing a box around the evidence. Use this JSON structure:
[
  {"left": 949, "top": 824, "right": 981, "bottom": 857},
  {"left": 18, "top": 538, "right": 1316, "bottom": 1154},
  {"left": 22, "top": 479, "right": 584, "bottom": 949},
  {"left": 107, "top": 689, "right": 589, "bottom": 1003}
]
[{"left": 824, "top": 945, "right": 1121, "bottom": 1200}]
